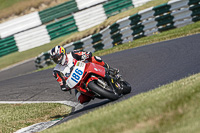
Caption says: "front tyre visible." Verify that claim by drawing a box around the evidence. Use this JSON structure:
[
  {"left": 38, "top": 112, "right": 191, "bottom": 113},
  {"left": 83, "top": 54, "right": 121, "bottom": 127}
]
[
  {"left": 88, "top": 81, "right": 119, "bottom": 101},
  {"left": 121, "top": 81, "right": 131, "bottom": 95}
]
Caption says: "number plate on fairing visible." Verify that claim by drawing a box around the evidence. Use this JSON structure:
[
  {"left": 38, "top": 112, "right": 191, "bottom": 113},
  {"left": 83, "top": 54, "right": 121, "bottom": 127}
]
[{"left": 66, "top": 61, "right": 86, "bottom": 88}]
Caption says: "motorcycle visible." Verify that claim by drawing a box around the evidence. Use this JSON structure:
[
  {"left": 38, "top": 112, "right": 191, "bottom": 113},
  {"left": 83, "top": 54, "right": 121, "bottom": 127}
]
[{"left": 65, "top": 60, "right": 131, "bottom": 101}]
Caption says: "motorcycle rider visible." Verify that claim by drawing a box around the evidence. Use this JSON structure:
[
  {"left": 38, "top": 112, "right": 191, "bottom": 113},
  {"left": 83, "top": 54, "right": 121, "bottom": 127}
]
[{"left": 50, "top": 45, "right": 119, "bottom": 105}]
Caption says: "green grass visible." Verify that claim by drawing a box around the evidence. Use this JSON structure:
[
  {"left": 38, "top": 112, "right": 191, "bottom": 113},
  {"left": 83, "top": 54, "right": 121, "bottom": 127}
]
[
  {"left": 0, "top": 0, "right": 69, "bottom": 21},
  {"left": 41, "top": 73, "right": 200, "bottom": 133},
  {"left": 1, "top": 68, "right": 200, "bottom": 133},
  {"left": 0, "top": 0, "right": 26, "bottom": 10},
  {"left": 0, "top": 103, "right": 71, "bottom": 133}
]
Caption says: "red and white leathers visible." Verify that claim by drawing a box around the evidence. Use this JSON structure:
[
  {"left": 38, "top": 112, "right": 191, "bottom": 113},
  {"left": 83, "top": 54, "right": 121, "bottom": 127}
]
[{"left": 53, "top": 50, "right": 107, "bottom": 105}]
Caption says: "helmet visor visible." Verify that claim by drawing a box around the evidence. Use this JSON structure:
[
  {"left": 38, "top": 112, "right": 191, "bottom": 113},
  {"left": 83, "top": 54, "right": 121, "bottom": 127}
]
[{"left": 51, "top": 53, "right": 63, "bottom": 64}]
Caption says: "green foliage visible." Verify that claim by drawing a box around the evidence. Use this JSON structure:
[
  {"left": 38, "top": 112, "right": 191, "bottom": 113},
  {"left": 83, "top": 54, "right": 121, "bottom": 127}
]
[{"left": 0, "top": 0, "right": 27, "bottom": 10}]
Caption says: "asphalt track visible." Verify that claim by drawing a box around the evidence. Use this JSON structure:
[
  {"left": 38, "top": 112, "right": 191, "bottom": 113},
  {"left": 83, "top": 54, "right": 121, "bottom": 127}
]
[
  {"left": 0, "top": 58, "right": 35, "bottom": 82},
  {"left": 0, "top": 34, "right": 200, "bottom": 127}
]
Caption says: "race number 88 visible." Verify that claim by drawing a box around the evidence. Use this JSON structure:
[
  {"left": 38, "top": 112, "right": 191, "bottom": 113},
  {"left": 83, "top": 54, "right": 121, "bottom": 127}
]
[{"left": 71, "top": 68, "right": 83, "bottom": 83}]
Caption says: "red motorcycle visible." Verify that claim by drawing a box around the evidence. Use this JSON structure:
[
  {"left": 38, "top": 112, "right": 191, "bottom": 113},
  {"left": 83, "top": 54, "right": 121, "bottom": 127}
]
[{"left": 65, "top": 61, "right": 131, "bottom": 100}]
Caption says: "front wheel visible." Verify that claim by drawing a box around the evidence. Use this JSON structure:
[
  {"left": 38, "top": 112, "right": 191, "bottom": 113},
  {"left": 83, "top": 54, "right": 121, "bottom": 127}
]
[
  {"left": 121, "top": 81, "right": 131, "bottom": 95},
  {"left": 88, "top": 81, "right": 119, "bottom": 101}
]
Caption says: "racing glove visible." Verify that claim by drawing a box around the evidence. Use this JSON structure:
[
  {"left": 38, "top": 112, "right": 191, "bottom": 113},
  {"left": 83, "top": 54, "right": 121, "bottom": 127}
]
[
  {"left": 81, "top": 54, "right": 88, "bottom": 60},
  {"left": 81, "top": 52, "right": 92, "bottom": 60},
  {"left": 53, "top": 70, "right": 71, "bottom": 92}
]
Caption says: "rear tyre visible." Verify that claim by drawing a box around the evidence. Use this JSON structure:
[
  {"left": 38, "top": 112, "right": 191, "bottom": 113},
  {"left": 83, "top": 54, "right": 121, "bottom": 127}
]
[
  {"left": 121, "top": 81, "right": 131, "bottom": 95},
  {"left": 88, "top": 81, "right": 119, "bottom": 101}
]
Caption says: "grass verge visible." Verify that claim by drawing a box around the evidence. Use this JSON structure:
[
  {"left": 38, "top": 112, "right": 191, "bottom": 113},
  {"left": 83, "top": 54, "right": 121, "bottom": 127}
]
[
  {"left": 0, "top": 0, "right": 69, "bottom": 22},
  {"left": 0, "top": 103, "right": 71, "bottom": 133},
  {"left": 41, "top": 73, "right": 200, "bottom": 133}
]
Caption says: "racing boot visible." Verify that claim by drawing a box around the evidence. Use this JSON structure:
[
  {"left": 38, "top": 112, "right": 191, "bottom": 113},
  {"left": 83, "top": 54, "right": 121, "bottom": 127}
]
[{"left": 104, "top": 62, "right": 119, "bottom": 76}]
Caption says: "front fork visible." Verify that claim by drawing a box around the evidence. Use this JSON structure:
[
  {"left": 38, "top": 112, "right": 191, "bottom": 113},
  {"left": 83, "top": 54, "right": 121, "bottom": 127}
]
[
  {"left": 85, "top": 68, "right": 123, "bottom": 95},
  {"left": 104, "top": 70, "right": 123, "bottom": 95}
]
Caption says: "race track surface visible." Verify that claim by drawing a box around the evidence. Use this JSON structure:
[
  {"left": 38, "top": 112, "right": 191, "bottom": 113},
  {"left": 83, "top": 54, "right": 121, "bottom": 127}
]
[
  {"left": 0, "top": 58, "right": 35, "bottom": 82},
  {"left": 0, "top": 34, "right": 200, "bottom": 125}
]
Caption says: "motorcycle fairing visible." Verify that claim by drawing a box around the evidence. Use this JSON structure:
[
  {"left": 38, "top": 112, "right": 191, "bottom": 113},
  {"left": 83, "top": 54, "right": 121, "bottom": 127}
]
[
  {"left": 85, "top": 62, "right": 106, "bottom": 78},
  {"left": 66, "top": 61, "right": 86, "bottom": 88}
]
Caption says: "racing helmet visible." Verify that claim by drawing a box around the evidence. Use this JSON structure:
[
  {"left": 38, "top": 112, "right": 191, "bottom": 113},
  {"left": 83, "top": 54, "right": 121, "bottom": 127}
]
[{"left": 50, "top": 46, "right": 67, "bottom": 65}]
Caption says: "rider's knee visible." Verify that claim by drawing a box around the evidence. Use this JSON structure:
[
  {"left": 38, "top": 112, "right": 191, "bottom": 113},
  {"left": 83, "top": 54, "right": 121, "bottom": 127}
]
[{"left": 76, "top": 91, "right": 91, "bottom": 105}]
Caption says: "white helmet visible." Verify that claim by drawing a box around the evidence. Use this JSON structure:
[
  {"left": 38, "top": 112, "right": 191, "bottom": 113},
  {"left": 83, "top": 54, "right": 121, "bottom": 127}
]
[{"left": 50, "top": 46, "right": 67, "bottom": 65}]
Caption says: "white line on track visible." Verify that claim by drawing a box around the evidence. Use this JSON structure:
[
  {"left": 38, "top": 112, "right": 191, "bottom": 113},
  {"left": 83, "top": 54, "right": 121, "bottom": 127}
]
[
  {"left": 0, "top": 101, "right": 79, "bottom": 106},
  {"left": 14, "top": 120, "right": 60, "bottom": 133}
]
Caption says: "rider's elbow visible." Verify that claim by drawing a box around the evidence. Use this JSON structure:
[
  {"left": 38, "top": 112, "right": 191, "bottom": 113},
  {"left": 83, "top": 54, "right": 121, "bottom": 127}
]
[
  {"left": 60, "top": 84, "right": 70, "bottom": 91},
  {"left": 53, "top": 70, "right": 58, "bottom": 78}
]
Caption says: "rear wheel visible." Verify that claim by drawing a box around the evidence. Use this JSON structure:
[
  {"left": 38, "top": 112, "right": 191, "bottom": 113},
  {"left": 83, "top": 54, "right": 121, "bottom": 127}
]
[{"left": 88, "top": 81, "right": 119, "bottom": 101}]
